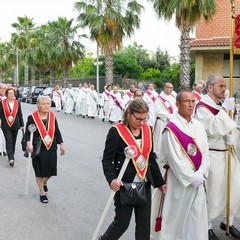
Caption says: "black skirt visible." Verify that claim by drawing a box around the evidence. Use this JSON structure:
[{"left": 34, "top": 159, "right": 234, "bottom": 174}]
[{"left": 32, "top": 143, "right": 57, "bottom": 178}]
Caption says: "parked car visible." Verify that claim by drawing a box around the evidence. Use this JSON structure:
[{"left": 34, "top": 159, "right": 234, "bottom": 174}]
[
  {"left": 40, "top": 87, "right": 55, "bottom": 107},
  {"left": 26, "top": 86, "right": 47, "bottom": 104},
  {"left": 19, "top": 87, "right": 30, "bottom": 102}
]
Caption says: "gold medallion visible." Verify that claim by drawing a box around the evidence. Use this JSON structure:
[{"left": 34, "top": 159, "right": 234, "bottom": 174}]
[{"left": 136, "top": 155, "right": 147, "bottom": 171}]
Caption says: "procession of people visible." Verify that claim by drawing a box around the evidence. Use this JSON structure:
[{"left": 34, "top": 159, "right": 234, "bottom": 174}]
[{"left": 0, "top": 78, "right": 239, "bottom": 240}]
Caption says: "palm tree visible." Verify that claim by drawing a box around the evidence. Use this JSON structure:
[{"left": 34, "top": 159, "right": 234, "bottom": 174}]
[
  {"left": 11, "top": 16, "right": 36, "bottom": 86},
  {"left": 150, "top": 0, "right": 216, "bottom": 89},
  {"left": 74, "top": 0, "right": 143, "bottom": 85},
  {"left": 48, "top": 17, "right": 85, "bottom": 87}
]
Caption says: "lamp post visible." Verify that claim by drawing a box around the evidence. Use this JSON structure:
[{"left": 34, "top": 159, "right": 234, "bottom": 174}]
[
  {"left": 16, "top": 49, "right": 19, "bottom": 86},
  {"left": 96, "top": 44, "right": 99, "bottom": 92}
]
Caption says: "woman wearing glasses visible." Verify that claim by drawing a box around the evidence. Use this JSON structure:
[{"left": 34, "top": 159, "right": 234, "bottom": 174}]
[{"left": 99, "top": 99, "right": 166, "bottom": 240}]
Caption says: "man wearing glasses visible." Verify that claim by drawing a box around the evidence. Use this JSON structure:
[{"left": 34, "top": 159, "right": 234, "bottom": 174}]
[
  {"left": 151, "top": 90, "right": 210, "bottom": 240},
  {"left": 153, "top": 82, "right": 177, "bottom": 160},
  {"left": 195, "top": 75, "right": 240, "bottom": 240}
]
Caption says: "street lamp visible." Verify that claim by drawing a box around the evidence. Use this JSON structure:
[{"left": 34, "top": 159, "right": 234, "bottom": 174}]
[{"left": 16, "top": 49, "right": 19, "bottom": 86}]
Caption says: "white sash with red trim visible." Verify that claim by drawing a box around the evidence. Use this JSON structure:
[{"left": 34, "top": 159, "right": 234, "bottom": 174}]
[
  {"left": 194, "top": 93, "right": 201, "bottom": 101},
  {"left": 126, "top": 91, "right": 133, "bottom": 99},
  {"left": 146, "top": 90, "right": 156, "bottom": 102},
  {"left": 114, "top": 123, "right": 152, "bottom": 180},
  {"left": 32, "top": 111, "right": 55, "bottom": 150},
  {"left": 2, "top": 99, "right": 19, "bottom": 127}
]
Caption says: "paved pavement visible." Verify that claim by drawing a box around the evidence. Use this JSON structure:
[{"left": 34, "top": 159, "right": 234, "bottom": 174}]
[{"left": 0, "top": 102, "right": 239, "bottom": 240}]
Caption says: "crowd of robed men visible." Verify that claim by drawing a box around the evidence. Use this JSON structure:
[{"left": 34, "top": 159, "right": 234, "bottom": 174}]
[{"left": 57, "top": 77, "right": 240, "bottom": 240}]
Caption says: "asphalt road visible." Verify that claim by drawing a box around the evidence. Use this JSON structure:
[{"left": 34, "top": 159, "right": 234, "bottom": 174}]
[{"left": 0, "top": 102, "right": 239, "bottom": 240}]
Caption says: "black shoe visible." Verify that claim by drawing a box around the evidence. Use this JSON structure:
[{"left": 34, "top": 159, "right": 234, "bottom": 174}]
[
  {"left": 3, "top": 152, "right": 7, "bottom": 156},
  {"left": 102, "top": 118, "right": 105, "bottom": 122},
  {"left": 208, "top": 229, "right": 219, "bottom": 240},
  {"left": 98, "top": 236, "right": 102, "bottom": 240},
  {"left": 220, "top": 222, "right": 240, "bottom": 239},
  {"left": 39, "top": 195, "right": 48, "bottom": 203}
]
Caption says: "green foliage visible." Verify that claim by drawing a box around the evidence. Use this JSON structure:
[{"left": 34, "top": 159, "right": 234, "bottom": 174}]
[
  {"left": 190, "top": 61, "right": 195, "bottom": 88},
  {"left": 141, "top": 68, "right": 160, "bottom": 80},
  {"left": 113, "top": 52, "right": 143, "bottom": 78}
]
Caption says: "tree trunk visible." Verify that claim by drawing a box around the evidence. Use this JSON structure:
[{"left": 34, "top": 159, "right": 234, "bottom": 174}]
[
  {"left": 31, "top": 66, "right": 36, "bottom": 87},
  {"left": 24, "top": 64, "right": 29, "bottom": 86},
  {"left": 105, "top": 54, "right": 113, "bottom": 85},
  {"left": 49, "top": 67, "right": 55, "bottom": 87},
  {"left": 179, "top": 25, "right": 191, "bottom": 90},
  {"left": 39, "top": 69, "right": 44, "bottom": 86},
  {"left": 62, "top": 65, "right": 68, "bottom": 88}
]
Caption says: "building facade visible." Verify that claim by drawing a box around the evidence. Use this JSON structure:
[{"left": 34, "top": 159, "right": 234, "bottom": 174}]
[{"left": 190, "top": 0, "right": 240, "bottom": 93}]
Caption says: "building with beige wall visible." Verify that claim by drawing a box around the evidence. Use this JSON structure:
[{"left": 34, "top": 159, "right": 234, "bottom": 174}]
[{"left": 190, "top": 0, "right": 240, "bottom": 93}]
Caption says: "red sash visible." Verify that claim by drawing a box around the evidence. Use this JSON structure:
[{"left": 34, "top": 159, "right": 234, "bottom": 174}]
[
  {"left": 194, "top": 93, "right": 201, "bottom": 101},
  {"left": 114, "top": 123, "right": 152, "bottom": 180},
  {"left": 2, "top": 99, "right": 19, "bottom": 127},
  {"left": 54, "top": 90, "right": 61, "bottom": 96},
  {"left": 32, "top": 111, "right": 55, "bottom": 150},
  {"left": 158, "top": 95, "right": 173, "bottom": 114},
  {"left": 146, "top": 90, "right": 156, "bottom": 102},
  {"left": 126, "top": 91, "right": 133, "bottom": 98}
]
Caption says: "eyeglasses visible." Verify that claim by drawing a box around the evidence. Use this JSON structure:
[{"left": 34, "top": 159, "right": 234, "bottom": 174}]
[
  {"left": 179, "top": 99, "right": 196, "bottom": 104},
  {"left": 132, "top": 113, "right": 149, "bottom": 122}
]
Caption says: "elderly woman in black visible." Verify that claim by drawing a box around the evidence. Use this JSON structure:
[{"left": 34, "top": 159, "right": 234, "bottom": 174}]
[
  {"left": 25, "top": 96, "right": 65, "bottom": 203},
  {"left": 0, "top": 87, "right": 24, "bottom": 167},
  {"left": 99, "top": 99, "right": 166, "bottom": 240}
]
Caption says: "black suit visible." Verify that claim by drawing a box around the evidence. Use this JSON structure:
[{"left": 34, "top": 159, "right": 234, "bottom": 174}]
[
  {"left": 0, "top": 100, "right": 24, "bottom": 161},
  {"left": 101, "top": 126, "right": 164, "bottom": 240}
]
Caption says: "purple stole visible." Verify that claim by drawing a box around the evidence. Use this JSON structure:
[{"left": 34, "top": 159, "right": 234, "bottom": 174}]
[
  {"left": 165, "top": 122, "right": 202, "bottom": 171},
  {"left": 110, "top": 94, "right": 122, "bottom": 110},
  {"left": 195, "top": 101, "right": 219, "bottom": 116},
  {"left": 158, "top": 95, "right": 173, "bottom": 114},
  {"left": 104, "top": 91, "right": 111, "bottom": 100}
]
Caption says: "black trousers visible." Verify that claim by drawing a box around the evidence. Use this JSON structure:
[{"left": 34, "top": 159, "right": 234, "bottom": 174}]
[
  {"left": 2, "top": 129, "right": 18, "bottom": 161},
  {"left": 101, "top": 183, "right": 151, "bottom": 240}
]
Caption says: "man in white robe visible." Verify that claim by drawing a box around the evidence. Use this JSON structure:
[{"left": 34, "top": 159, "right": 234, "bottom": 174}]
[
  {"left": 194, "top": 75, "right": 240, "bottom": 240},
  {"left": 0, "top": 83, "right": 7, "bottom": 156},
  {"left": 63, "top": 83, "right": 74, "bottom": 114},
  {"left": 79, "top": 82, "right": 89, "bottom": 118},
  {"left": 151, "top": 90, "right": 210, "bottom": 240},
  {"left": 153, "top": 82, "right": 177, "bottom": 160},
  {"left": 122, "top": 84, "right": 136, "bottom": 110},
  {"left": 52, "top": 85, "right": 62, "bottom": 112},
  {"left": 193, "top": 84, "right": 203, "bottom": 103},
  {"left": 74, "top": 83, "right": 82, "bottom": 116},
  {"left": 142, "top": 83, "right": 158, "bottom": 127},
  {"left": 87, "top": 84, "right": 99, "bottom": 118},
  {"left": 99, "top": 84, "right": 112, "bottom": 122},
  {"left": 109, "top": 86, "right": 123, "bottom": 123}
]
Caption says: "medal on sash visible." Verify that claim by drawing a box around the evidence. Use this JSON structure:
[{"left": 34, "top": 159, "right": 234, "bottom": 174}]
[
  {"left": 136, "top": 155, "right": 147, "bottom": 171},
  {"left": 8, "top": 115, "right": 13, "bottom": 122},
  {"left": 44, "top": 135, "right": 52, "bottom": 144},
  {"left": 2, "top": 99, "right": 19, "bottom": 127},
  {"left": 187, "top": 143, "right": 197, "bottom": 156}
]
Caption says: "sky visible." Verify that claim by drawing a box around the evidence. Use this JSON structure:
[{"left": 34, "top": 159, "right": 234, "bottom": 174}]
[{"left": 0, "top": 0, "right": 181, "bottom": 58}]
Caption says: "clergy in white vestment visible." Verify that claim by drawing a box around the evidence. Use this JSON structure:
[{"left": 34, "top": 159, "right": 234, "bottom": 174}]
[
  {"left": 109, "top": 86, "right": 123, "bottom": 123},
  {"left": 63, "top": 83, "right": 74, "bottom": 114},
  {"left": 99, "top": 84, "right": 112, "bottom": 122},
  {"left": 193, "top": 84, "right": 203, "bottom": 104},
  {"left": 122, "top": 84, "right": 136, "bottom": 110},
  {"left": 142, "top": 83, "right": 158, "bottom": 127},
  {"left": 194, "top": 75, "right": 240, "bottom": 240},
  {"left": 153, "top": 82, "right": 177, "bottom": 160},
  {"left": 87, "top": 84, "right": 99, "bottom": 118},
  {"left": 79, "top": 82, "right": 89, "bottom": 118},
  {"left": 151, "top": 90, "right": 210, "bottom": 240},
  {"left": 52, "top": 85, "right": 62, "bottom": 112},
  {"left": 73, "top": 84, "right": 82, "bottom": 116}
]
